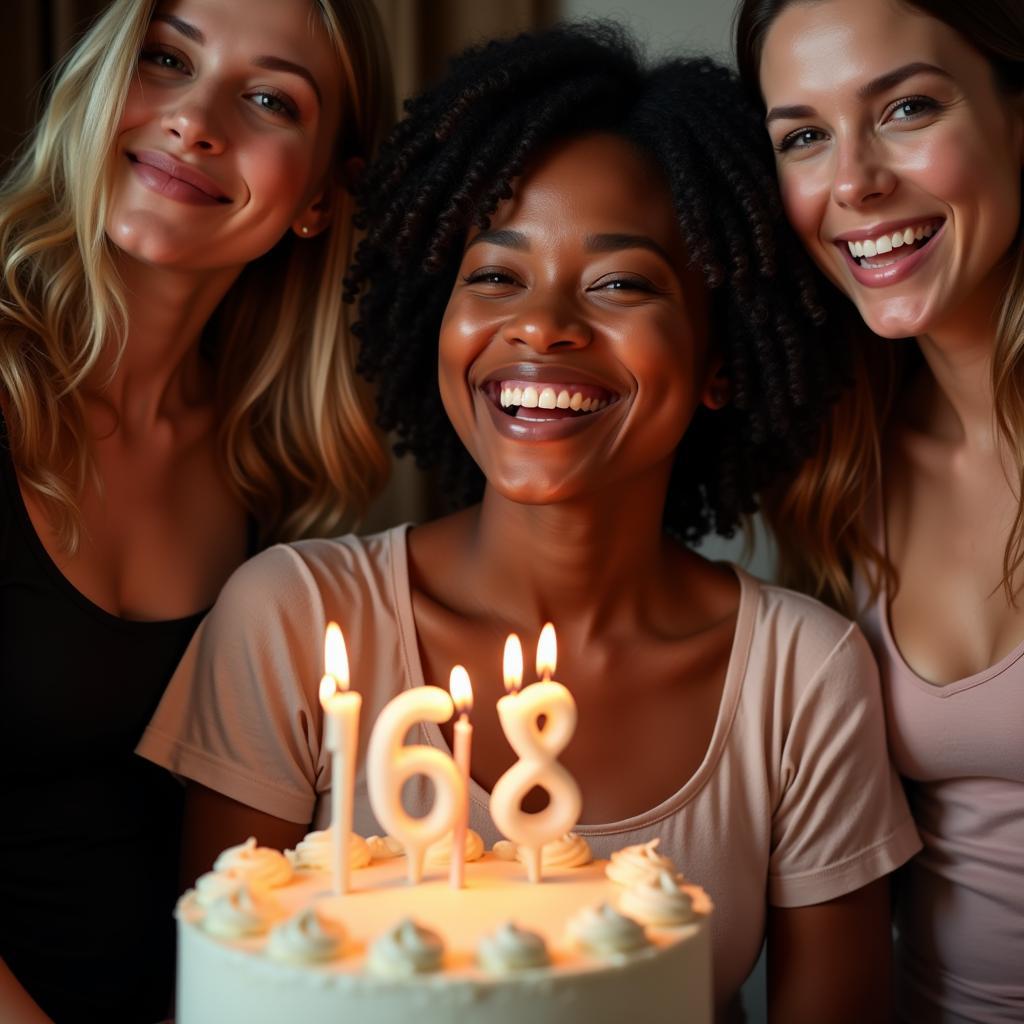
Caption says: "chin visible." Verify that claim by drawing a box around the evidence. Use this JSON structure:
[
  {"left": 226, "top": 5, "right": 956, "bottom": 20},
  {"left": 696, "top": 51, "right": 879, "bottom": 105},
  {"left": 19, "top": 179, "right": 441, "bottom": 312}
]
[{"left": 854, "top": 296, "right": 935, "bottom": 341}]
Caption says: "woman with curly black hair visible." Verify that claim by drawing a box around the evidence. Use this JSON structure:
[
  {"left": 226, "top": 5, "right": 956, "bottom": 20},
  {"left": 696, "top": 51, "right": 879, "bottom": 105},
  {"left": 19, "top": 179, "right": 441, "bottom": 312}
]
[{"left": 142, "top": 24, "right": 919, "bottom": 1020}]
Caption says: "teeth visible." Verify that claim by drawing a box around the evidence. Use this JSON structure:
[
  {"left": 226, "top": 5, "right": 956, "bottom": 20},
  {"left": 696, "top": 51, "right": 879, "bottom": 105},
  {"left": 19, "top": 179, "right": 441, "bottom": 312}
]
[
  {"left": 846, "top": 221, "right": 940, "bottom": 263},
  {"left": 498, "top": 383, "right": 614, "bottom": 414}
]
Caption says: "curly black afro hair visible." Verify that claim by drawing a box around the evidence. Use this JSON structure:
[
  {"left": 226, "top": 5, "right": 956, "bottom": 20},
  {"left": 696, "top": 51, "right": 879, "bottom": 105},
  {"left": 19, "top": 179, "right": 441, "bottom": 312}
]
[{"left": 346, "top": 21, "right": 849, "bottom": 542}]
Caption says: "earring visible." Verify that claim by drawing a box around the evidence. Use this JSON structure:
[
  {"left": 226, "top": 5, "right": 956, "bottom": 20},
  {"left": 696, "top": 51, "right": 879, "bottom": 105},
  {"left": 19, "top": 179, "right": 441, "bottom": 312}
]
[{"left": 300, "top": 225, "right": 310, "bottom": 235}]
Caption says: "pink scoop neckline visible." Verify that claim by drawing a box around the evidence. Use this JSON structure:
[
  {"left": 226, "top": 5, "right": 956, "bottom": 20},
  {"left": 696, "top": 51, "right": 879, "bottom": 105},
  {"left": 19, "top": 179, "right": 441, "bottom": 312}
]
[
  {"left": 386, "top": 523, "right": 756, "bottom": 837},
  {"left": 872, "top": 482, "right": 1024, "bottom": 696}
]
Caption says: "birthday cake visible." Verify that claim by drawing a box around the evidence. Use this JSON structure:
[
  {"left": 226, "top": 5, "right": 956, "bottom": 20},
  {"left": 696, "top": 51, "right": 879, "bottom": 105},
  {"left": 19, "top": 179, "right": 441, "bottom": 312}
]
[{"left": 175, "top": 831, "right": 713, "bottom": 1024}]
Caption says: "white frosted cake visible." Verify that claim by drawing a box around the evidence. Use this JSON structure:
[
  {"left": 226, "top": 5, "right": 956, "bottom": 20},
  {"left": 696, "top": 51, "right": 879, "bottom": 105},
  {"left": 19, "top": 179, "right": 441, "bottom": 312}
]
[{"left": 176, "top": 832, "right": 713, "bottom": 1024}]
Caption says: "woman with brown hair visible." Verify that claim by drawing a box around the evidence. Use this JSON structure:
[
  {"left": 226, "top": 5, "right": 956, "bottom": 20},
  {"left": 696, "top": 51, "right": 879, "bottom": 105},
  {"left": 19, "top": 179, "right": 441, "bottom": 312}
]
[{"left": 737, "top": 0, "right": 1024, "bottom": 1018}]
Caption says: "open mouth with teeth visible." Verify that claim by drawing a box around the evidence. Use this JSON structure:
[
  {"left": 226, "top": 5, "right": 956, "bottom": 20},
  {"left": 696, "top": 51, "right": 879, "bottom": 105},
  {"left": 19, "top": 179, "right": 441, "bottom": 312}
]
[
  {"left": 485, "top": 379, "right": 618, "bottom": 420},
  {"left": 844, "top": 219, "right": 944, "bottom": 269}
]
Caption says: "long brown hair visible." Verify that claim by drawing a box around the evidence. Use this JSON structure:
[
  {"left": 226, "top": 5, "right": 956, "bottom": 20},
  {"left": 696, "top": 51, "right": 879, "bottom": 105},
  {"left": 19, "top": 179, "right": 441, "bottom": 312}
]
[{"left": 735, "top": 0, "right": 1024, "bottom": 613}]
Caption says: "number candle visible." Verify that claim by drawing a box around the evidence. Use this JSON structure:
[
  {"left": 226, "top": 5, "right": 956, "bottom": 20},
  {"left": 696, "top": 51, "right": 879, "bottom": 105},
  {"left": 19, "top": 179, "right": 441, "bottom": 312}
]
[
  {"left": 448, "top": 666, "right": 474, "bottom": 890},
  {"left": 490, "top": 626, "right": 582, "bottom": 883},
  {"left": 367, "top": 686, "right": 466, "bottom": 884},
  {"left": 318, "top": 622, "right": 361, "bottom": 895}
]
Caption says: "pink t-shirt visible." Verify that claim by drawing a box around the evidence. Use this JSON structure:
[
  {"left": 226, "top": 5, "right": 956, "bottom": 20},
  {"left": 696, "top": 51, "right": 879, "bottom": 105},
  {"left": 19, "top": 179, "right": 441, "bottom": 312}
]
[
  {"left": 139, "top": 526, "right": 919, "bottom": 1021},
  {"left": 858, "top": 586, "right": 1024, "bottom": 1023}
]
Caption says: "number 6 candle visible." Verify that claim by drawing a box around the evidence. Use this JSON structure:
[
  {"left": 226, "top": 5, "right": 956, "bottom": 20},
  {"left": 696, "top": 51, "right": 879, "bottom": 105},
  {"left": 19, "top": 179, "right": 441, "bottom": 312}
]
[
  {"left": 490, "top": 626, "right": 582, "bottom": 883},
  {"left": 367, "top": 686, "right": 466, "bottom": 884},
  {"left": 318, "top": 622, "right": 361, "bottom": 896}
]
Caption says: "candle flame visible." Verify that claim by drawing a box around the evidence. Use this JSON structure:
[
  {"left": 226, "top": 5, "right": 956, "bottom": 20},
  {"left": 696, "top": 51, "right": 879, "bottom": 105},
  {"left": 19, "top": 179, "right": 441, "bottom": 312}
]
[
  {"left": 324, "top": 621, "right": 350, "bottom": 691},
  {"left": 318, "top": 674, "right": 337, "bottom": 707},
  {"left": 536, "top": 622, "right": 557, "bottom": 680},
  {"left": 503, "top": 634, "right": 523, "bottom": 695},
  {"left": 449, "top": 665, "right": 473, "bottom": 715}
]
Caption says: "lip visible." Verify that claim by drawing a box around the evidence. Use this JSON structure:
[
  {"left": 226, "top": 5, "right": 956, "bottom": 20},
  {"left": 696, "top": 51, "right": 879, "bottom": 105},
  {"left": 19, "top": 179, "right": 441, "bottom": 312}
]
[
  {"left": 476, "top": 362, "right": 625, "bottom": 442},
  {"left": 128, "top": 150, "right": 231, "bottom": 205},
  {"left": 837, "top": 220, "right": 946, "bottom": 288},
  {"left": 480, "top": 391, "right": 620, "bottom": 442},
  {"left": 833, "top": 216, "right": 944, "bottom": 243}
]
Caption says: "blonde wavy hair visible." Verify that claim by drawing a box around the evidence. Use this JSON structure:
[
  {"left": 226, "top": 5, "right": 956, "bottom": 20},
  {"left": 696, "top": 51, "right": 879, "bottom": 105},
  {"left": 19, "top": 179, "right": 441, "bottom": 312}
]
[
  {"left": 737, "top": 0, "right": 1024, "bottom": 616},
  {"left": 0, "top": 0, "right": 393, "bottom": 552}
]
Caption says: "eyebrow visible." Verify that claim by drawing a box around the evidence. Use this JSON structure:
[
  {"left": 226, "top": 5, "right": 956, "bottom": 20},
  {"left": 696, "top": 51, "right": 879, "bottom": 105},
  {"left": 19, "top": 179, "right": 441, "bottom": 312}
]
[
  {"left": 765, "top": 61, "right": 953, "bottom": 125},
  {"left": 151, "top": 14, "right": 323, "bottom": 104},
  {"left": 465, "top": 229, "right": 530, "bottom": 252},
  {"left": 585, "top": 232, "right": 672, "bottom": 263},
  {"left": 465, "top": 229, "right": 671, "bottom": 262}
]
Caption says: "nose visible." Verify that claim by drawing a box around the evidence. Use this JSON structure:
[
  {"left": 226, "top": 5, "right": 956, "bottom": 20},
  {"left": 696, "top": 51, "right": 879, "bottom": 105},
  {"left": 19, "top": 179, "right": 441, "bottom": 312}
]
[
  {"left": 161, "top": 90, "right": 227, "bottom": 154},
  {"left": 831, "top": 136, "right": 896, "bottom": 208},
  {"left": 498, "top": 295, "right": 592, "bottom": 353}
]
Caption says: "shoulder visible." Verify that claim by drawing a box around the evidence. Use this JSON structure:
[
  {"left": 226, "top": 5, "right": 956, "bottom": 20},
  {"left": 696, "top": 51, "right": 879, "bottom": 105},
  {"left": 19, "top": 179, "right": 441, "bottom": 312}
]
[
  {"left": 738, "top": 569, "right": 878, "bottom": 708},
  {"left": 213, "top": 526, "right": 407, "bottom": 629}
]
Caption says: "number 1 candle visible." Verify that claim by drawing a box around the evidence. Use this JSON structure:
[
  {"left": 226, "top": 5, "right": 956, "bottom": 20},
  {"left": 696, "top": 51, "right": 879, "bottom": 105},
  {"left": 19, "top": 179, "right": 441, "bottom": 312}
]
[
  {"left": 318, "top": 622, "right": 361, "bottom": 895},
  {"left": 490, "top": 627, "right": 582, "bottom": 883}
]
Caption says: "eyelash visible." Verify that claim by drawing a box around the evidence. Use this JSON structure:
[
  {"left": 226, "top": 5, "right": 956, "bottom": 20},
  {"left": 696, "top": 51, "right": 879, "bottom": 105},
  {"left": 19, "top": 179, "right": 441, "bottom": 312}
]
[
  {"left": 776, "top": 94, "right": 942, "bottom": 152},
  {"left": 461, "top": 271, "right": 658, "bottom": 293},
  {"left": 138, "top": 45, "right": 300, "bottom": 122}
]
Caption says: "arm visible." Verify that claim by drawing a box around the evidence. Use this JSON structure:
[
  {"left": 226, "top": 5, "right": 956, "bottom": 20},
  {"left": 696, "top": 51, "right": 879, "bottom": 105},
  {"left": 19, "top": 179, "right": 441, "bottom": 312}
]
[
  {"left": 180, "top": 781, "right": 308, "bottom": 890},
  {"left": 0, "top": 961, "right": 54, "bottom": 1024},
  {"left": 766, "top": 877, "right": 893, "bottom": 1024}
]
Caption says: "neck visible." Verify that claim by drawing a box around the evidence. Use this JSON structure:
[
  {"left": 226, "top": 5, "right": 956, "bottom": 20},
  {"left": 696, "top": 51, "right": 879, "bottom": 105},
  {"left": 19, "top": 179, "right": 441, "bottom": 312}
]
[
  {"left": 912, "top": 267, "right": 1008, "bottom": 451},
  {"left": 463, "top": 463, "right": 679, "bottom": 640},
  {"left": 87, "top": 254, "right": 242, "bottom": 435}
]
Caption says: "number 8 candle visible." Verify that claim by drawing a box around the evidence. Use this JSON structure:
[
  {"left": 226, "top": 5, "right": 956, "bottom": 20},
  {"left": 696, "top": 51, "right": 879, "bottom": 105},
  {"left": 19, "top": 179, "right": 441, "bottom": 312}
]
[
  {"left": 367, "top": 686, "right": 466, "bottom": 884},
  {"left": 490, "top": 626, "right": 582, "bottom": 883}
]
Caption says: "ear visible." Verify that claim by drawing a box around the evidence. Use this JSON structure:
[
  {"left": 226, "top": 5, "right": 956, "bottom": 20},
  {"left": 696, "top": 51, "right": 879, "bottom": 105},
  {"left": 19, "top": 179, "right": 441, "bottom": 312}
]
[
  {"left": 291, "top": 186, "right": 332, "bottom": 240},
  {"left": 700, "top": 357, "right": 730, "bottom": 411}
]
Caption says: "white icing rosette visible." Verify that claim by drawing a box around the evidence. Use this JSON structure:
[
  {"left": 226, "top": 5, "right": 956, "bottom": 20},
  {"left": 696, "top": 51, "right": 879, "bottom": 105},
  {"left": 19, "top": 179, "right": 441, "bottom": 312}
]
[
  {"left": 491, "top": 840, "right": 518, "bottom": 861},
  {"left": 477, "top": 922, "right": 551, "bottom": 972},
  {"left": 213, "top": 837, "right": 293, "bottom": 889},
  {"left": 490, "top": 833, "right": 592, "bottom": 868},
  {"left": 201, "top": 882, "right": 282, "bottom": 939},
  {"left": 605, "top": 838, "right": 678, "bottom": 887},
  {"left": 424, "top": 829, "right": 485, "bottom": 870},
  {"left": 566, "top": 902, "right": 650, "bottom": 957},
  {"left": 619, "top": 869, "right": 698, "bottom": 927},
  {"left": 367, "top": 918, "right": 445, "bottom": 976},
  {"left": 366, "top": 835, "right": 404, "bottom": 861},
  {"left": 267, "top": 907, "right": 346, "bottom": 963},
  {"left": 194, "top": 868, "right": 246, "bottom": 908},
  {"left": 285, "top": 830, "right": 371, "bottom": 872}
]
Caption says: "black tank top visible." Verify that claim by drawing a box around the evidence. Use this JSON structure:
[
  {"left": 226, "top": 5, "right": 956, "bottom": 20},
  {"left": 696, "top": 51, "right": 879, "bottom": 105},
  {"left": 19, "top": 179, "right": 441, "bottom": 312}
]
[{"left": 0, "top": 411, "right": 233, "bottom": 1022}]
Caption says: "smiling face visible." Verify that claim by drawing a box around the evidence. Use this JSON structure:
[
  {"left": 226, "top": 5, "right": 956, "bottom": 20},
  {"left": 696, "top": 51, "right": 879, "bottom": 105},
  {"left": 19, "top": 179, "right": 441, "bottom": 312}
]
[
  {"left": 106, "top": 0, "right": 343, "bottom": 270},
  {"left": 438, "top": 133, "right": 715, "bottom": 507},
  {"left": 759, "top": 0, "right": 1024, "bottom": 339}
]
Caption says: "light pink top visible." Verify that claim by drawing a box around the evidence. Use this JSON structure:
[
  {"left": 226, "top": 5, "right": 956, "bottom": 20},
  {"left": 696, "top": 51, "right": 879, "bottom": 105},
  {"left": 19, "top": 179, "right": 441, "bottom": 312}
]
[
  {"left": 858, "top": 586, "right": 1024, "bottom": 1023},
  {"left": 139, "top": 526, "right": 918, "bottom": 1021}
]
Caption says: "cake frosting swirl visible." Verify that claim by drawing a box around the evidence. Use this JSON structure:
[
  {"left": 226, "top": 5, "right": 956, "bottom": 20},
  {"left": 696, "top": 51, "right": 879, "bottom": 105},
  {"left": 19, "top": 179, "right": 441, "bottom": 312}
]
[
  {"left": 619, "top": 869, "right": 698, "bottom": 927},
  {"left": 477, "top": 922, "right": 551, "bottom": 972},
  {"left": 605, "top": 838, "right": 678, "bottom": 886},
  {"left": 367, "top": 918, "right": 445, "bottom": 976},
  {"left": 267, "top": 907, "right": 346, "bottom": 963},
  {"left": 213, "top": 837, "right": 293, "bottom": 889},
  {"left": 286, "top": 830, "right": 372, "bottom": 872},
  {"left": 491, "top": 833, "right": 592, "bottom": 868},
  {"left": 566, "top": 902, "right": 650, "bottom": 956},
  {"left": 202, "top": 882, "right": 281, "bottom": 939}
]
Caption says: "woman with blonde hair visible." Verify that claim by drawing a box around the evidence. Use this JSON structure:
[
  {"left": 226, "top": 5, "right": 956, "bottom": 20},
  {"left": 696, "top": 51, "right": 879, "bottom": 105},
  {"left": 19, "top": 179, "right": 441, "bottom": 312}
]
[
  {"left": 0, "top": 0, "right": 391, "bottom": 1020},
  {"left": 737, "top": 0, "right": 1024, "bottom": 1018}
]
